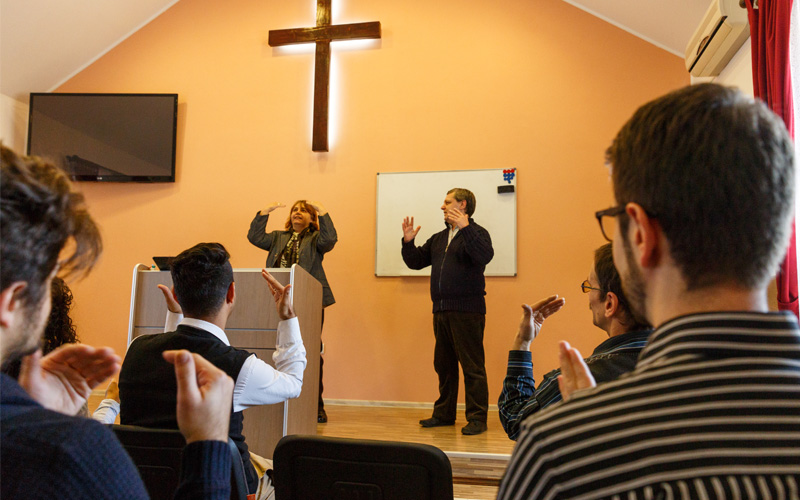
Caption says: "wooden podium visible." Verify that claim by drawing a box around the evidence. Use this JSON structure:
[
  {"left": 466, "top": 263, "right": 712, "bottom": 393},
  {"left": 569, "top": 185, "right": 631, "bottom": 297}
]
[{"left": 127, "top": 264, "right": 321, "bottom": 459}]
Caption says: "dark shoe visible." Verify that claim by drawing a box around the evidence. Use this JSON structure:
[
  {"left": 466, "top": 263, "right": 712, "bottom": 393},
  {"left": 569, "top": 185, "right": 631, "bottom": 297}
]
[
  {"left": 317, "top": 408, "right": 328, "bottom": 423},
  {"left": 461, "top": 421, "right": 487, "bottom": 435},
  {"left": 419, "top": 417, "right": 455, "bottom": 428}
]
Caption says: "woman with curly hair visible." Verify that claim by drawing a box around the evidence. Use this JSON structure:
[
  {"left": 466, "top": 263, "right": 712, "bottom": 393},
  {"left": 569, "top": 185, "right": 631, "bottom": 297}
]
[{"left": 1, "top": 277, "right": 80, "bottom": 379}]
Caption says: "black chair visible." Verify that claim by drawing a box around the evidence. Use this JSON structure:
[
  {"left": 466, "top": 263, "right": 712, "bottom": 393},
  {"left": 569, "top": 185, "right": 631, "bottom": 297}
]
[
  {"left": 273, "top": 434, "right": 454, "bottom": 500},
  {"left": 110, "top": 424, "right": 248, "bottom": 500}
]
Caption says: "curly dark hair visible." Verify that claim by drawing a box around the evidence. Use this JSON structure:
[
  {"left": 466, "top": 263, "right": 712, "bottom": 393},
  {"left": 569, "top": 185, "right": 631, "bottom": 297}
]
[
  {"left": 42, "top": 277, "right": 80, "bottom": 353},
  {"left": 1, "top": 277, "right": 80, "bottom": 379}
]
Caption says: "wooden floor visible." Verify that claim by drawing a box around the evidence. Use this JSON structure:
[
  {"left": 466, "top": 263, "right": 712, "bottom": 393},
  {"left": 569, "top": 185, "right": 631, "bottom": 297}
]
[
  {"left": 317, "top": 404, "right": 515, "bottom": 455},
  {"left": 318, "top": 404, "right": 515, "bottom": 500}
]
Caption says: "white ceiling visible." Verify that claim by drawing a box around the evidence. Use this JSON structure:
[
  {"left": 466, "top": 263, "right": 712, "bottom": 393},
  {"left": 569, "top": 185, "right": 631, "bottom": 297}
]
[
  {"left": 0, "top": 0, "right": 711, "bottom": 102},
  {"left": 0, "top": 0, "right": 180, "bottom": 101},
  {"left": 564, "top": 0, "right": 711, "bottom": 57}
]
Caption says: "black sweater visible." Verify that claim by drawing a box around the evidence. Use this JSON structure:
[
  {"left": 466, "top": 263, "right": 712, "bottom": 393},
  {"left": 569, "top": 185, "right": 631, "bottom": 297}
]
[{"left": 401, "top": 219, "right": 494, "bottom": 314}]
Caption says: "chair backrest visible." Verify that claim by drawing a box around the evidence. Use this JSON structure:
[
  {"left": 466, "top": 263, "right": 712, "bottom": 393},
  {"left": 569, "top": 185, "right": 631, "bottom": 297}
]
[
  {"left": 110, "top": 424, "right": 248, "bottom": 500},
  {"left": 273, "top": 434, "right": 454, "bottom": 500}
]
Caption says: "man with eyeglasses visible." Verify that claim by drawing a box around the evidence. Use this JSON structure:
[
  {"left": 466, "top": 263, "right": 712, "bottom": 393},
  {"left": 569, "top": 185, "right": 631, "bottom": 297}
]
[
  {"left": 498, "top": 84, "right": 800, "bottom": 499},
  {"left": 498, "top": 243, "right": 651, "bottom": 440}
]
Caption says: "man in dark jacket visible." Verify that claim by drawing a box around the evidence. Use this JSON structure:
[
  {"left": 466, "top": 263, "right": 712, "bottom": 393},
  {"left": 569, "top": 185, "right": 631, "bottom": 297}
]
[{"left": 402, "top": 188, "right": 494, "bottom": 435}]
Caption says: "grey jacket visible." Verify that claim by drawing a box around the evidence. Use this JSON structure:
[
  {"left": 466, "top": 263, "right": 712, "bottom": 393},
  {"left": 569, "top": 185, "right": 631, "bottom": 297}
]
[{"left": 247, "top": 212, "right": 337, "bottom": 307}]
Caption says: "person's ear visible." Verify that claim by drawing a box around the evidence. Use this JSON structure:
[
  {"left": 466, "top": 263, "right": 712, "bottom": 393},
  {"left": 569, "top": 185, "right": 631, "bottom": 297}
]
[
  {"left": 604, "top": 291, "right": 619, "bottom": 319},
  {"left": 0, "top": 282, "right": 27, "bottom": 328},
  {"left": 226, "top": 282, "right": 236, "bottom": 306},
  {"left": 624, "top": 202, "right": 661, "bottom": 269},
  {"left": 459, "top": 200, "right": 467, "bottom": 213}
]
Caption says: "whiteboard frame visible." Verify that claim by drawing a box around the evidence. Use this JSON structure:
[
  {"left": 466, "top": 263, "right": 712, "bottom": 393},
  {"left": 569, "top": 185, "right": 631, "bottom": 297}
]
[{"left": 374, "top": 168, "right": 517, "bottom": 277}]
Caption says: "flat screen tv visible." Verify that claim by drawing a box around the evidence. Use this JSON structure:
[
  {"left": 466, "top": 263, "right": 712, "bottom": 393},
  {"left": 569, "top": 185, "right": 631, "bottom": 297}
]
[{"left": 27, "top": 93, "right": 178, "bottom": 182}]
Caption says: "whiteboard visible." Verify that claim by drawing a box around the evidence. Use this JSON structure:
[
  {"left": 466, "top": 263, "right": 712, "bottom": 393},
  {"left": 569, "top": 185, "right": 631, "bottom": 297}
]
[{"left": 375, "top": 169, "right": 517, "bottom": 276}]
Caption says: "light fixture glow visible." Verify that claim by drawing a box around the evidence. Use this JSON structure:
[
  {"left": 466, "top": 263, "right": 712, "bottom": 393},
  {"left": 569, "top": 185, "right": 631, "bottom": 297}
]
[
  {"left": 273, "top": 44, "right": 316, "bottom": 56},
  {"left": 328, "top": 52, "right": 340, "bottom": 149}
]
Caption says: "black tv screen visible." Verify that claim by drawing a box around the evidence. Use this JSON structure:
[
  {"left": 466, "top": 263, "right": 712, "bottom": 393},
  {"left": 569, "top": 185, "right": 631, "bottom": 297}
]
[{"left": 27, "top": 93, "right": 178, "bottom": 182}]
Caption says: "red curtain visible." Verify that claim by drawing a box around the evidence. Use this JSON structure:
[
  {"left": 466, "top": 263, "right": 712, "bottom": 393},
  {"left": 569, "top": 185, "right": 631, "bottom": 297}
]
[{"left": 745, "top": 0, "right": 797, "bottom": 317}]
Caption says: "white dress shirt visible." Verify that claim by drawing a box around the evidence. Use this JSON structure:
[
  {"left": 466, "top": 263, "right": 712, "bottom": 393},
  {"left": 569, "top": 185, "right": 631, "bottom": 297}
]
[{"left": 166, "top": 312, "right": 307, "bottom": 413}]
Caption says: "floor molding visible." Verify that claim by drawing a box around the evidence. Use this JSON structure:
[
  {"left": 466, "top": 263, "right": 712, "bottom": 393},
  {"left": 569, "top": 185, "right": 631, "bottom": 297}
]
[{"left": 324, "top": 399, "right": 500, "bottom": 412}]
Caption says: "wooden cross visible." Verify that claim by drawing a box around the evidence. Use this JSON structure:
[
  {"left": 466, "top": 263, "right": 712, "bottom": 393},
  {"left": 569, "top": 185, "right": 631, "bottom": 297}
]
[{"left": 269, "top": 0, "right": 381, "bottom": 152}]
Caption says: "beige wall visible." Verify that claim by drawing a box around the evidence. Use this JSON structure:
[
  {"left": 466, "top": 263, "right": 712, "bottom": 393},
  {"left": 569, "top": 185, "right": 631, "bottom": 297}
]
[
  {"left": 0, "top": 93, "right": 29, "bottom": 152},
  {"left": 57, "top": 0, "right": 688, "bottom": 404}
]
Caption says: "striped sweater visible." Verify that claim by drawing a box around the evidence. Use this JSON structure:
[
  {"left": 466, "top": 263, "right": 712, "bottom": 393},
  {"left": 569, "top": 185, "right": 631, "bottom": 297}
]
[{"left": 498, "top": 311, "right": 800, "bottom": 500}]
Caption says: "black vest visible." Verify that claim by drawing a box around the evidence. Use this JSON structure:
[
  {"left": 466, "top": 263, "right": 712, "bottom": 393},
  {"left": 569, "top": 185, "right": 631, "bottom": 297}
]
[{"left": 119, "top": 324, "right": 257, "bottom": 492}]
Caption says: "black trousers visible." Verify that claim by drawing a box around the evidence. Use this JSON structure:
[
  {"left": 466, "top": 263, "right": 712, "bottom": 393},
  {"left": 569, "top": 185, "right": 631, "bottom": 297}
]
[{"left": 431, "top": 311, "right": 488, "bottom": 423}]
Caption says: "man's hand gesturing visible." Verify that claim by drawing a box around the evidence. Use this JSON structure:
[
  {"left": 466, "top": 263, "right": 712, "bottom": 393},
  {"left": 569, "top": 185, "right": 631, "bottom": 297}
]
[
  {"left": 402, "top": 216, "right": 421, "bottom": 243},
  {"left": 262, "top": 270, "right": 295, "bottom": 320}
]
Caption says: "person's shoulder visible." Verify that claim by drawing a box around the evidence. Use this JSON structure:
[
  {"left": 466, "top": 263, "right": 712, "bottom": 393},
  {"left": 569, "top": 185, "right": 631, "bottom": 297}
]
[
  {"left": 3, "top": 407, "right": 125, "bottom": 463},
  {"left": 468, "top": 220, "right": 490, "bottom": 232},
  {"left": 127, "top": 329, "right": 178, "bottom": 354},
  {"left": 229, "top": 344, "right": 256, "bottom": 362},
  {"left": 2, "top": 409, "right": 144, "bottom": 498}
]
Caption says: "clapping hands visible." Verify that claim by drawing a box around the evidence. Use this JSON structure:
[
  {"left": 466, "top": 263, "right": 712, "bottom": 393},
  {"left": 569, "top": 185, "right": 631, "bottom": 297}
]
[
  {"left": 512, "top": 295, "right": 566, "bottom": 350},
  {"left": 19, "top": 344, "right": 120, "bottom": 416},
  {"left": 556, "top": 341, "right": 596, "bottom": 402},
  {"left": 163, "top": 350, "right": 233, "bottom": 444}
]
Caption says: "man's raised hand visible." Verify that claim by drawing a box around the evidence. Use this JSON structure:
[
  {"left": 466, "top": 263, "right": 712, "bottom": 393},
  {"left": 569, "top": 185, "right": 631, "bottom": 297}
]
[
  {"left": 262, "top": 270, "right": 295, "bottom": 320},
  {"left": 444, "top": 208, "right": 469, "bottom": 229},
  {"left": 157, "top": 284, "right": 182, "bottom": 314},
  {"left": 402, "top": 216, "right": 421, "bottom": 243},
  {"left": 163, "top": 350, "right": 233, "bottom": 444},
  {"left": 512, "top": 295, "right": 566, "bottom": 350},
  {"left": 557, "top": 341, "right": 596, "bottom": 402}
]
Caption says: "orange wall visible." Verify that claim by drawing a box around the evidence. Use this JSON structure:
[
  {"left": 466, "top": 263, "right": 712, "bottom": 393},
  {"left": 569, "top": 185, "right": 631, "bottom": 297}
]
[{"left": 59, "top": 0, "right": 688, "bottom": 404}]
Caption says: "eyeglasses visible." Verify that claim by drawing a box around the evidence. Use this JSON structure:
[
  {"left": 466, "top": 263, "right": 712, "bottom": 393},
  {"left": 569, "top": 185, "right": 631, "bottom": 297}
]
[
  {"left": 581, "top": 279, "right": 602, "bottom": 293},
  {"left": 595, "top": 205, "right": 626, "bottom": 242}
]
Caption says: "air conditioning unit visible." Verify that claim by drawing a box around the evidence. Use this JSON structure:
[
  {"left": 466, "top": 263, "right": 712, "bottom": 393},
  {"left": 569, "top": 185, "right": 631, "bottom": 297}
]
[{"left": 685, "top": 0, "right": 750, "bottom": 77}]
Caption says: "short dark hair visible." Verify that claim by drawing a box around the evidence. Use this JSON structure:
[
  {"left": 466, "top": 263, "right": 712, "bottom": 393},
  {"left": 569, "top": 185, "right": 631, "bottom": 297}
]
[
  {"left": 448, "top": 188, "right": 476, "bottom": 216},
  {"left": 594, "top": 243, "right": 650, "bottom": 331},
  {"left": 608, "top": 83, "right": 795, "bottom": 290},
  {"left": 1, "top": 146, "right": 101, "bottom": 308},
  {"left": 169, "top": 243, "right": 234, "bottom": 318}
]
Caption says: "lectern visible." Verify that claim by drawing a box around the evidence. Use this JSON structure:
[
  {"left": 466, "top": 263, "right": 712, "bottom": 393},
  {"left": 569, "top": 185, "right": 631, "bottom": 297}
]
[{"left": 127, "top": 264, "right": 321, "bottom": 458}]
